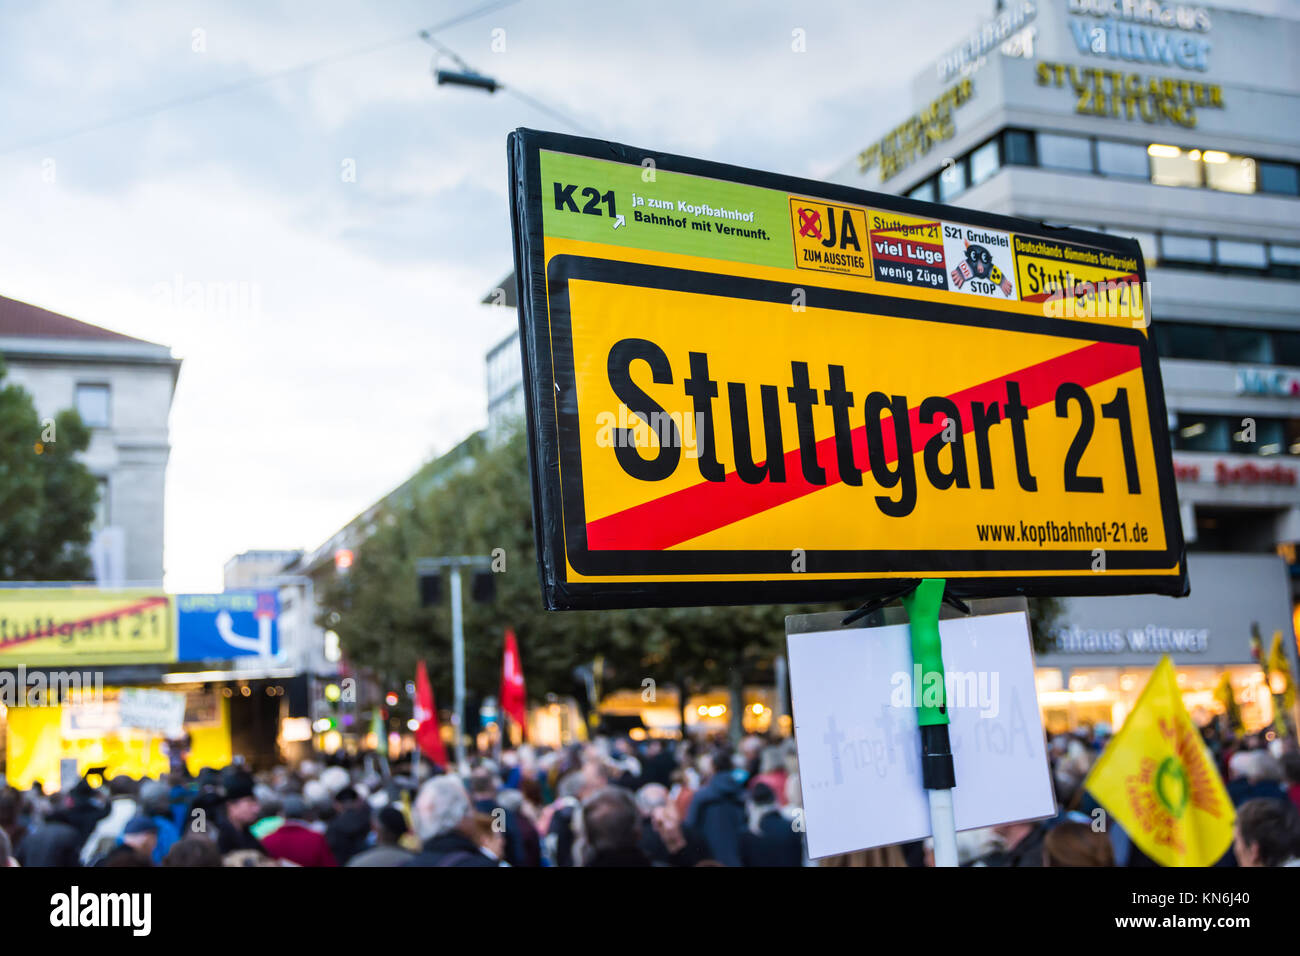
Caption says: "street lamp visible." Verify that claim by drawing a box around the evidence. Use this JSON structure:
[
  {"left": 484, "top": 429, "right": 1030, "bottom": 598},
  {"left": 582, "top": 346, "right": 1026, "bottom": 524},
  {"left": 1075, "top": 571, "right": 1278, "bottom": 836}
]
[
  {"left": 417, "top": 555, "right": 495, "bottom": 772},
  {"left": 420, "top": 30, "right": 593, "bottom": 137},
  {"left": 435, "top": 69, "right": 498, "bottom": 93},
  {"left": 422, "top": 30, "right": 500, "bottom": 96}
]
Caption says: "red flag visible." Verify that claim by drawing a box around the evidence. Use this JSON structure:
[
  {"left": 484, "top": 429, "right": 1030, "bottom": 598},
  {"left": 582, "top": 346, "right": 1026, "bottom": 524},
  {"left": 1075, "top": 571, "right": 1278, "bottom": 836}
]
[
  {"left": 414, "top": 660, "right": 448, "bottom": 767},
  {"left": 500, "top": 628, "right": 528, "bottom": 740}
]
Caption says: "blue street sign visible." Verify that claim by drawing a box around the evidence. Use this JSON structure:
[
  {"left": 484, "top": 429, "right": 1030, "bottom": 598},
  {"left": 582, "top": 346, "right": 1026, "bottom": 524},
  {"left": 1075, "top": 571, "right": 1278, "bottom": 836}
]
[{"left": 177, "top": 591, "right": 279, "bottom": 661}]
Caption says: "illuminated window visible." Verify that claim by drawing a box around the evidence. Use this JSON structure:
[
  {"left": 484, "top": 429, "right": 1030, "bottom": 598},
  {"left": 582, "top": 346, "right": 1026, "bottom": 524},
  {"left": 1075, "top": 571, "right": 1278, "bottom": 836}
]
[
  {"left": 1148, "top": 144, "right": 1202, "bottom": 187},
  {"left": 1204, "top": 152, "right": 1255, "bottom": 194},
  {"left": 1037, "top": 133, "right": 1092, "bottom": 172}
]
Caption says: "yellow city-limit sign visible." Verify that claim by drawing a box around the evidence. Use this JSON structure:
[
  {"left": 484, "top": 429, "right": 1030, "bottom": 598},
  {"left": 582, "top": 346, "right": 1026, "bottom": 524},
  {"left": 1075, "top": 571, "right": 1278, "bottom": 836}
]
[
  {"left": 0, "top": 589, "right": 176, "bottom": 666},
  {"left": 509, "top": 129, "right": 1184, "bottom": 609}
]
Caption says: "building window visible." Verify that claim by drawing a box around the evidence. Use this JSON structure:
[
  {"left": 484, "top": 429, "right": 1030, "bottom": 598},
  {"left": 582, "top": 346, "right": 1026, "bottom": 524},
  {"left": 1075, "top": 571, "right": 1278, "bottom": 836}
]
[
  {"left": 1253, "top": 419, "right": 1287, "bottom": 456},
  {"left": 1160, "top": 233, "right": 1213, "bottom": 263},
  {"left": 1123, "top": 231, "right": 1158, "bottom": 265},
  {"left": 75, "top": 383, "right": 110, "bottom": 428},
  {"left": 937, "top": 159, "right": 967, "bottom": 201},
  {"left": 1037, "top": 133, "right": 1092, "bottom": 172},
  {"left": 1153, "top": 322, "right": 1219, "bottom": 361},
  {"left": 1258, "top": 161, "right": 1300, "bottom": 196},
  {"left": 1216, "top": 239, "right": 1268, "bottom": 270},
  {"left": 1273, "top": 331, "right": 1300, "bottom": 368},
  {"left": 1173, "top": 414, "right": 1229, "bottom": 453},
  {"left": 93, "top": 477, "right": 109, "bottom": 531},
  {"left": 1154, "top": 325, "right": 1300, "bottom": 368},
  {"left": 1203, "top": 152, "right": 1255, "bottom": 194},
  {"left": 1172, "top": 413, "right": 1300, "bottom": 457},
  {"left": 1148, "top": 144, "right": 1202, "bottom": 187},
  {"left": 1222, "top": 327, "right": 1273, "bottom": 364},
  {"left": 907, "top": 179, "right": 936, "bottom": 203},
  {"left": 969, "top": 139, "right": 1000, "bottom": 186},
  {"left": 1002, "top": 129, "right": 1034, "bottom": 166},
  {"left": 1269, "top": 243, "right": 1300, "bottom": 273},
  {"left": 957, "top": 127, "right": 1300, "bottom": 200},
  {"left": 1097, "top": 140, "right": 1148, "bottom": 179}
]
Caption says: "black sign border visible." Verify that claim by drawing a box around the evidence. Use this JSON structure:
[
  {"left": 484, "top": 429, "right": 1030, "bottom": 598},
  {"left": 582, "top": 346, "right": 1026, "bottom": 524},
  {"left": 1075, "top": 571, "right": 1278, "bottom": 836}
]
[{"left": 508, "top": 128, "right": 1187, "bottom": 610}]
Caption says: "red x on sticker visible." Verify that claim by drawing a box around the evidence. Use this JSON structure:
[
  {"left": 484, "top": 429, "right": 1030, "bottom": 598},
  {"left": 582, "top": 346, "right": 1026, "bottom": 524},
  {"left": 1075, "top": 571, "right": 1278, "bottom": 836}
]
[{"left": 797, "top": 207, "right": 822, "bottom": 239}]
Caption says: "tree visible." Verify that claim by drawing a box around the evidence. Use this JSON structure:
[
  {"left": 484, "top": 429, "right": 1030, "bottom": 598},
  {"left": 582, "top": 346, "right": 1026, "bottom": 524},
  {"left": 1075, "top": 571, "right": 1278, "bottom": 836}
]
[
  {"left": 317, "top": 427, "right": 811, "bottom": 735},
  {"left": 0, "top": 356, "right": 98, "bottom": 580},
  {"left": 1027, "top": 596, "right": 1064, "bottom": 655}
]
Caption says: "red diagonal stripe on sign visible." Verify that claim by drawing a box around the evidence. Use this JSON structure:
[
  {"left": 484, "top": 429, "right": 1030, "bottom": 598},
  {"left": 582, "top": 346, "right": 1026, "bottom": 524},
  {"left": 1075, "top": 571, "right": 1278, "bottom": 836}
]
[
  {"left": 0, "top": 596, "right": 169, "bottom": 652},
  {"left": 585, "top": 339, "right": 1141, "bottom": 551}
]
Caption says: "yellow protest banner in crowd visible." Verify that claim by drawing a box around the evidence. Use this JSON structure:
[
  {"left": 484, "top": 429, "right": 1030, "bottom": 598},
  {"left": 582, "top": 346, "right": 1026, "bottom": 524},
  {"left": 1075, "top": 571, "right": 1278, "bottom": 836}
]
[{"left": 1086, "top": 656, "right": 1235, "bottom": 866}]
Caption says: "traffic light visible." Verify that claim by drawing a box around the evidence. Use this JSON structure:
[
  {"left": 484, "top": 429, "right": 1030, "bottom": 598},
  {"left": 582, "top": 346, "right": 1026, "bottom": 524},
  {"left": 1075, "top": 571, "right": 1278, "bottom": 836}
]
[
  {"left": 419, "top": 571, "right": 442, "bottom": 607},
  {"left": 471, "top": 570, "right": 496, "bottom": 603}
]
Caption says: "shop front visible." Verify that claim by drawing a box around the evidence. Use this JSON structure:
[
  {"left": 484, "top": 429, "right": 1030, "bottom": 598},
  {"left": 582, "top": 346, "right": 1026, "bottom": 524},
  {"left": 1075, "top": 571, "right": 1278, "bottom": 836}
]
[
  {"left": 3, "top": 683, "right": 232, "bottom": 790},
  {"left": 0, "top": 587, "right": 304, "bottom": 788},
  {"left": 1035, "top": 552, "right": 1299, "bottom": 736},
  {"left": 595, "top": 686, "right": 784, "bottom": 739}
]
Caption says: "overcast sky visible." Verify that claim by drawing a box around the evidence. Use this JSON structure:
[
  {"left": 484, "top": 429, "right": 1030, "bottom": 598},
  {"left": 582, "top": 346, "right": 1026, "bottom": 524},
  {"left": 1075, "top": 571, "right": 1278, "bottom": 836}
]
[{"left": 0, "top": 0, "right": 1292, "bottom": 592}]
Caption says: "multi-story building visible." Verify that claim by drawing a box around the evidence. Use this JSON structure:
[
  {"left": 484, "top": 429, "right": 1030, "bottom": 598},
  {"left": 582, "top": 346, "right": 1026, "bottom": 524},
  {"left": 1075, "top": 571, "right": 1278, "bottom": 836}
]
[
  {"left": 483, "top": 277, "right": 525, "bottom": 440},
  {"left": 0, "top": 294, "right": 180, "bottom": 584},
  {"left": 223, "top": 549, "right": 305, "bottom": 591},
  {"left": 826, "top": 0, "right": 1300, "bottom": 731}
]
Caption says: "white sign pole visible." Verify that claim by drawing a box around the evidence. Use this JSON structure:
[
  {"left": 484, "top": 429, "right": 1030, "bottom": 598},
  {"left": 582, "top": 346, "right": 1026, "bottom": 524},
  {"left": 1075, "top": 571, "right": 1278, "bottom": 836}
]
[
  {"left": 928, "top": 789, "right": 959, "bottom": 868},
  {"left": 901, "top": 580, "right": 960, "bottom": 867}
]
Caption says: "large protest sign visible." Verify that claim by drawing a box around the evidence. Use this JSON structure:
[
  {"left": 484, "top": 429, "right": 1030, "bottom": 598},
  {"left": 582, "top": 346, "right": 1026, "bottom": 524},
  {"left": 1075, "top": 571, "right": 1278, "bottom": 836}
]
[
  {"left": 177, "top": 591, "right": 279, "bottom": 661},
  {"left": 508, "top": 129, "right": 1185, "bottom": 609},
  {"left": 117, "top": 688, "right": 187, "bottom": 735},
  {"left": 0, "top": 589, "right": 176, "bottom": 666}
]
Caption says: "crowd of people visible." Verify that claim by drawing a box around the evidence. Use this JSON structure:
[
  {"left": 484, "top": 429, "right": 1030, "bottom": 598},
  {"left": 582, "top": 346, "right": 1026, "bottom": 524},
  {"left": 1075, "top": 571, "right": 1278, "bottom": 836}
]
[{"left": 0, "top": 726, "right": 1297, "bottom": 868}]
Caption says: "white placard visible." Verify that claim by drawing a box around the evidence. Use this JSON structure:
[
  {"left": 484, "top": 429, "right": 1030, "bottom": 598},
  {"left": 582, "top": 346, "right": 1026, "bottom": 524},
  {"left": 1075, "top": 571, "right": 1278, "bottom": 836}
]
[
  {"left": 788, "top": 611, "right": 1055, "bottom": 859},
  {"left": 117, "top": 687, "right": 187, "bottom": 735}
]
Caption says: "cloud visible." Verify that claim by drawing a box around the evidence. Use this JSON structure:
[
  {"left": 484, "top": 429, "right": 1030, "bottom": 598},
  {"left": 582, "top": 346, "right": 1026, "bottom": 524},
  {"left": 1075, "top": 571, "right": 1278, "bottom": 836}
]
[{"left": 1, "top": 0, "right": 1148, "bottom": 591}]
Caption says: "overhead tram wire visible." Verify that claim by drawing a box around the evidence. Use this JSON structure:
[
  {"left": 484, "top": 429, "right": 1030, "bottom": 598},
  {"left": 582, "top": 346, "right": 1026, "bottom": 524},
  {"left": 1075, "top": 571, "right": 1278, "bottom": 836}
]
[
  {"left": 419, "top": 32, "right": 597, "bottom": 137},
  {"left": 0, "top": 0, "right": 523, "bottom": 157}
]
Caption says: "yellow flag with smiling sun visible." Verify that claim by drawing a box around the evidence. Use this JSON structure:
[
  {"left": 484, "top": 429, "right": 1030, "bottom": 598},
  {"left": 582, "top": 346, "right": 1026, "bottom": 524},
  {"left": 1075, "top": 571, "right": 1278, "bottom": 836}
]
[{"left": 1085, "top": 656, "right": 1235, "bottom": 867}]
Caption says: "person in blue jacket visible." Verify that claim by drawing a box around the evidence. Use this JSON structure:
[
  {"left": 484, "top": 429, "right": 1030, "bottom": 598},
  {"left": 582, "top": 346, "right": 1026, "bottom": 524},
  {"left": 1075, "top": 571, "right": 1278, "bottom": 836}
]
[{"left": 685, "top": 750, "right": 746, "bottom": 866}]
